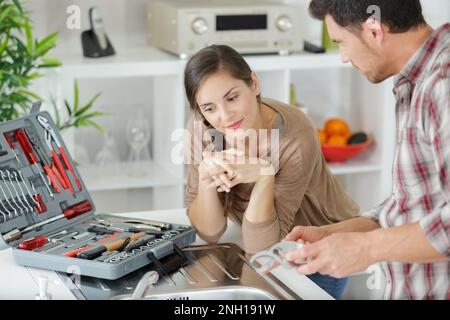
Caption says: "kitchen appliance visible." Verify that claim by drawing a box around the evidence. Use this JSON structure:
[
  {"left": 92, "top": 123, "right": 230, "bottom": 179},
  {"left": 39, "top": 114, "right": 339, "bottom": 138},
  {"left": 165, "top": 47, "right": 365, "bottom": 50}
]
[{"left": 147, "top": 0, "right": 304, "bottom": 58}]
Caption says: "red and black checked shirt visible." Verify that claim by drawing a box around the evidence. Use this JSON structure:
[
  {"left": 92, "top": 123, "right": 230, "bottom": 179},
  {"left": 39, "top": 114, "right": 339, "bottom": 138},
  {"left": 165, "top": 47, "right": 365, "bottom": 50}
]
[{"left": 362, "top": 23, "right": 450, "bottom": 300}]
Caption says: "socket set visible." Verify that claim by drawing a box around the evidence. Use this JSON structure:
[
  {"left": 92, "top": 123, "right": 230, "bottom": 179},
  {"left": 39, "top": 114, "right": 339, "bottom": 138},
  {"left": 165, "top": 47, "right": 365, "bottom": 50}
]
[{"left": 0, "top": 104, "right": 196, "bottom": 280}]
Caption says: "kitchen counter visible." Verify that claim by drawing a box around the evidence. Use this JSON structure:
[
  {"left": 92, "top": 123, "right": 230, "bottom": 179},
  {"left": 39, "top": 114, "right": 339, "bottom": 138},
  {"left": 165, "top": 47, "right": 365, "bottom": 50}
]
[{"left": 0, "top": 208, "right": 332, "bottom": 300}]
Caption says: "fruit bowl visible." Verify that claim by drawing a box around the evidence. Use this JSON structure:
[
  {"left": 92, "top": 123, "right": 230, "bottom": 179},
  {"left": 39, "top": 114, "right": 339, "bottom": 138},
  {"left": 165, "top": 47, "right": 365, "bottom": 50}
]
[{"left": 321, "top": 140, "right": 373, "bottom": 162}]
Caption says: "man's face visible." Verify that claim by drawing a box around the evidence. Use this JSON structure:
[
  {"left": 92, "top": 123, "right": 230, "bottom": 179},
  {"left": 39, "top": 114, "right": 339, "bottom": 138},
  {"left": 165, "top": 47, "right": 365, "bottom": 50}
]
[{"left": 325, "top": 15, "right": 389, "bottom": 83}]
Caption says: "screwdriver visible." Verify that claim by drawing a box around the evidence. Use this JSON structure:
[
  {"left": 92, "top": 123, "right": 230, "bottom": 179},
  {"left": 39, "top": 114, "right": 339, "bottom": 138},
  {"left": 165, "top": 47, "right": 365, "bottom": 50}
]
[
  {"left": 17, "top": 231, "right": 79, "bottom": 251},
  {"left": 17, "top": 236, "right": 47, "bottom": 251},
  {"left": 14, "top": 128, "right": 54, "bottom": 199},
  {"left": 63, "top": 231, "right": 121, "bottom": 257},
  {"left": 77, "top": 231, "right": 147, "bottom": 260},
  {"left": 3, "top": 200, "right": 92, "bottom": 243}
]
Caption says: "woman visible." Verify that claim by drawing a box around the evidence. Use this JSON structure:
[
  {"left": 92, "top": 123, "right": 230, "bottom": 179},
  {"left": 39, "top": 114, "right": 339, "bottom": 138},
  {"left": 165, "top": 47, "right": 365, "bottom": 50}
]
[{"left": 184, "top": 45, "right": 358, "bottom": 299}]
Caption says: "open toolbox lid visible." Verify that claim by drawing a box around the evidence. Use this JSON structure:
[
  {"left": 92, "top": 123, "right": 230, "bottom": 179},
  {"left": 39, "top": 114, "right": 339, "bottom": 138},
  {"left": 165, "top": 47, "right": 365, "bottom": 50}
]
[{"left": 0, "top": 102, "right": 95, "bottom": 250}]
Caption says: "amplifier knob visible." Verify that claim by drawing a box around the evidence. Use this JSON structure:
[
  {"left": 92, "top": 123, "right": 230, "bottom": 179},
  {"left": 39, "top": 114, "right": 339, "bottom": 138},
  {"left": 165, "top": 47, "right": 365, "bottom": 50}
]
[
  {"left": 191, "top": 18, "right": 208, "bottom": 35},
  {"left": 276, "top": 15, "right": 293, "bottom": 32}
]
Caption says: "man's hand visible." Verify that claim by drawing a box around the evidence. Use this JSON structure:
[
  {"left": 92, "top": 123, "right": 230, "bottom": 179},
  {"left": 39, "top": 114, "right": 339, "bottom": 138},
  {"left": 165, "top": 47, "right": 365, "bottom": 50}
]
[
  {"left": 285, "top": 225, "right": 330, "bottom": 243},
  {"left": 284, "top": 232, "right": 374, "bottom": 278}
]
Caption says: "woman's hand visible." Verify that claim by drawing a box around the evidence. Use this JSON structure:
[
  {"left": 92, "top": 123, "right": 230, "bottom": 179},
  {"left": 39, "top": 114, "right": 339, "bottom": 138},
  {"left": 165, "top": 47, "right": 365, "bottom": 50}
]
[
  {"left": 198, "top": 149, "right": 239, "bottom": 192},
  {"left": 203, "top": 149, "right": 275, "bottom": 192}
]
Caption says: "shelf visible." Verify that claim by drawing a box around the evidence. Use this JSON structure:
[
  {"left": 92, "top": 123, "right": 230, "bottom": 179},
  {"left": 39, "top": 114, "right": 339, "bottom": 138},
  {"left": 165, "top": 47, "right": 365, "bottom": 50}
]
[
  {"left": 55, "top": 46, "right": 350, "bottom": 79},
  {"left": 328, "top": 157, "right": 382, "bottom": 176},
  {"left": 57, "top": 47, "right": 183, "bottom": 78},
  {"left": 77, "top": 160, "right": 181, "bottom": 192}
]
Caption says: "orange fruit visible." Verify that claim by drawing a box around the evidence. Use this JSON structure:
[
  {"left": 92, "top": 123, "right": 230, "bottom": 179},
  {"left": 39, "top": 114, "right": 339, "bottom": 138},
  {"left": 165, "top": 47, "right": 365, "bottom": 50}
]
[
  {"left": 327, "top": 134, "right": 348, "bottom": 146},
  {"left": 317, "top": 128, "right": 327, "bottom": 144},
  {"left": 325, "top": 118, "right": 350, "bottom": 137}
]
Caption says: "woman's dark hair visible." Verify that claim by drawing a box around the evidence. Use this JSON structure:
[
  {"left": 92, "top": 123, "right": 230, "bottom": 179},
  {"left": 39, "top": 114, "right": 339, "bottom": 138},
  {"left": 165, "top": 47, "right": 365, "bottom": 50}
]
[
  {"left": 309, "top": 0, "right": 426, "bottom": 33},
  {"left": 184, "top": 44, "right": 260, "bottom": 122}
]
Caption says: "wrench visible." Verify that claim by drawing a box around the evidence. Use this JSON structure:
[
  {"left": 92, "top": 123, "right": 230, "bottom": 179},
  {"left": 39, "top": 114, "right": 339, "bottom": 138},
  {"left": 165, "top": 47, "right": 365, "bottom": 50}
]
[
  {"left": 5, "top": 170, "right": 29, "bottom": 215},
  {"left": 0, "top": 182, "right": 16, "bottom": 220},
  {"left": 0, "top": 170, "right": 22, "bottom": 217},
  {"left": 11, "top": 171, "right": 34, "bottom": 214},
  {"left": 16, "top": 170, "right": 41, "bottom": 210}
]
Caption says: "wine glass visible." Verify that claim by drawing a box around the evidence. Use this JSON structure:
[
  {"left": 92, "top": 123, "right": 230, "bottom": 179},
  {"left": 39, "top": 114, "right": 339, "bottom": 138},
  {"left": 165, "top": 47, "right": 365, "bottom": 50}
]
[{"left": 126, "top": 107, "right": 151, "bottom": 176}]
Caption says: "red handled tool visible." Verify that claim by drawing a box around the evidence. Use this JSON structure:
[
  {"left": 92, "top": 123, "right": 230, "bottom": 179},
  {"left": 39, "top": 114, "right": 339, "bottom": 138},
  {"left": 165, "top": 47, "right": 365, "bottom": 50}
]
[
  {"left": 37, "top": 116, "right": 82, "bottom": 194},
  {"left": 2, "top": 200, "right": 93, "bottom": 243},
  {"left": 24, "top": 127, "right": 68, "bottom": 193},
  {"left": 18, "top": 235, "right": 47, "bottom": 251},
  {"left": 14, "top": 128, "right": 54, "bottom": 199},
  {"left": 3, "top": 133, "right": 21, "bottom": 164},
  {"left": 63, "top": 231, "right": 121, "bottom": 257}
]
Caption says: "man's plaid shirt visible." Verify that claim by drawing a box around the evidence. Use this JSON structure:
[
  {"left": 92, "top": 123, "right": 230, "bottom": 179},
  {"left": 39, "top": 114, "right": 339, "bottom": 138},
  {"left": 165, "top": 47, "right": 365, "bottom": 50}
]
[{"left": 362, "top": 23, "right": 450, "bottom": 299}]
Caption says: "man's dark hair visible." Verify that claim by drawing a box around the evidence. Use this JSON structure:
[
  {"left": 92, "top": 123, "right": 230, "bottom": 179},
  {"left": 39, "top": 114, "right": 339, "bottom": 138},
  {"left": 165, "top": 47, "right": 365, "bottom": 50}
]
[{"left": 309, "top": 0, "right": 426, "bottom": 33}]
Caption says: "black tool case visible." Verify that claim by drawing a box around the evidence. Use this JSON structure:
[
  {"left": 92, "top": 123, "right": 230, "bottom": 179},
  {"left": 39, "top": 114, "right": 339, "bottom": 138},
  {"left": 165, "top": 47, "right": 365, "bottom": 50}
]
[{"left": 0, "top": 104, "right": 196, "bottom": 280}]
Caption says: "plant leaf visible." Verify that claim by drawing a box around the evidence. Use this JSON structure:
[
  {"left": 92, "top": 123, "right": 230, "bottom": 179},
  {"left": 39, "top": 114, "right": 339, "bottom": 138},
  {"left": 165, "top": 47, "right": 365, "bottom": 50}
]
[
  {"left": 75, "top": 111, "right": 109, "bottom": 120},
  {"left": 24, "top": 19, "right": 33, "bottom": 54},
  {"left": 17, "top": 88, "right": 43, "bottom": 101},
  {"left": 0, "top": 34, "right": 9, "bottom": 55},
  {"left": 38, "top": 56, "right": 62, "bottom": 68},
  {"left": 0, "top": 5, "right": 13, "bottom": 25},
  {"left": 64, "top": 99, "right": 73, "bottom": 117},
  {"left": 75, "top": 118, "right": 104, "bottom": 133},
  {"left": 33, "top": 32, "right": 58, "bottom": 58},
  {"left": 12, "top": 0, "right": 23, "bottom": 13},
  {"left": 73, "top": 79, "right": 79, "bottom": 113},
  {"left": 74, "top": 92, "right": 102, "bottom": 117}
]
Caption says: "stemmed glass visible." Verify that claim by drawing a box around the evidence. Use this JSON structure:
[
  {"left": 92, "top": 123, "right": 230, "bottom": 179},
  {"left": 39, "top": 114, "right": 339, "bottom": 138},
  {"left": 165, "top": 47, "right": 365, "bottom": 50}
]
[{"left": 126, "top": 107, "right": 151, "bottom": 176}]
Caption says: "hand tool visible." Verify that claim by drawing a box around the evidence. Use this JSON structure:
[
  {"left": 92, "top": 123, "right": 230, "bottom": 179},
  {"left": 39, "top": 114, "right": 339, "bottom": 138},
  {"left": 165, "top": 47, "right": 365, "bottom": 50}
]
[
  {"left": 93, "top": 216, "right": 170, "bottom": 231},
  {"left": 2, "top": 200, "right": 92, "bottom": 243},
  {"left": 24, "top": 127, "right": 67, "bottom": 193},
  {"left": 14, "top": 128, "right": 54, "bottom": 199},
  {"left": 19, "top": 231, "right": 78, "bottom": 251},
  {"left": 124, "top": 234, "right": 155, "bottom": 252},
  {"left": 37, "top": 115, "right": 82, "bottom": 192},
  {"left": 36, "top": 121, "right": 75, "bottom": 196},
  {"left": 77, "top": 231, "right": 146, "bottom": 260},
  {"left": 63, "top": 231, "right": 121, "bottom": 257},
  {"left": 72, "top": 231, "right": 91, "bottom": 240},
  {"left": 41, "top": 233, "right": 98, "bottom": 254},
  {"left": 87, "top": 222, "right": 165, "bottom": 237},
  {"left": 3, "top": 132, "right": 21, "bottom": 164},
  {"left": 15, "top": 169, "right": 42, "bottom": 212},
  {"left": 0, "top": 181, "right": 17, "bottom": 219},
  {"left": 86, "top": 225, "right": 116, "bottom": 235},
  {"left": 0, "top": 170, "right": 22, "bottom": 216},
  {"left": 10, "top": 170, "right": 34, "bottom": 214},
  {"left": 4, "top": 170, "right": 29, "bottom": 215}
]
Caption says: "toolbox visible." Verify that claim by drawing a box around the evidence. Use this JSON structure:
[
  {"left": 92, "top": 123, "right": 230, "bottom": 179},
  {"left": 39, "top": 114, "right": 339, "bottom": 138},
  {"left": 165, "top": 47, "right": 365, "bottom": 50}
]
[{"left": 0, "top": 103, "right": 196, "bottom": 280}]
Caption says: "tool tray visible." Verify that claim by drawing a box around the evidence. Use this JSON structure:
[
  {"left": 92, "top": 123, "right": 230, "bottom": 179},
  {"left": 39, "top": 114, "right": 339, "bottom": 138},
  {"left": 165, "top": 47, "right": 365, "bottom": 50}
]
[{"left": 0, "top": 104, "right": 196, "bottom": 280}]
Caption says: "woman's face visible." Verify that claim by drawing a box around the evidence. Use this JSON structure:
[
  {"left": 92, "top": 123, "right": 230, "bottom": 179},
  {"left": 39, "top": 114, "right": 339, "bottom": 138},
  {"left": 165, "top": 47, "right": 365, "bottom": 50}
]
[{"left": 196, "top": 70, "right": 261, "bottom": 136}]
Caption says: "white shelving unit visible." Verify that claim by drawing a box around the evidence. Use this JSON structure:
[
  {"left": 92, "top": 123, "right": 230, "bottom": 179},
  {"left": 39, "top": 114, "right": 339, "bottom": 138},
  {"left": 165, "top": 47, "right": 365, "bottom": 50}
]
[
  {"left": 32, "top": 0, "right": 449, "bottom": 214},
  {"left": 37, "top": 48, "right": 394, "bottom": 214}
]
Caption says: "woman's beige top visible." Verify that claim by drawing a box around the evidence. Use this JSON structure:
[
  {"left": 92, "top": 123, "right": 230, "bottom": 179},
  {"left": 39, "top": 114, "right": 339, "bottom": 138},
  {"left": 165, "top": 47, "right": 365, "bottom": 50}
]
[{"left": 185, "top": 98, "right": 359, "bottom": 254}]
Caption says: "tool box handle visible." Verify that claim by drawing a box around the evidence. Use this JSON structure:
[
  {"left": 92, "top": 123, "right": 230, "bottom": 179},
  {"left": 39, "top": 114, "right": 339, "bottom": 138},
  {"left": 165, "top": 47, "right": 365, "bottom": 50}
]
[{"left": 147, "top": 244, "right": 187, "bottom": 275}]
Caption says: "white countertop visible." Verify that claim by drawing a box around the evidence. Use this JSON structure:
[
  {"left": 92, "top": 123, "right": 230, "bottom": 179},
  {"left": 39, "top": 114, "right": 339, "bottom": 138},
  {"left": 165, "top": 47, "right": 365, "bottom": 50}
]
[{"left": 0, "top": 208, "right": 331, "bottom": 300}]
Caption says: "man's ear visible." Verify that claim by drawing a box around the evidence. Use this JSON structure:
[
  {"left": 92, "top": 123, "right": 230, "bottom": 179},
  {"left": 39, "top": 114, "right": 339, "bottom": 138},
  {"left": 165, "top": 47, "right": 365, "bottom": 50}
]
[
  {"left": 251, "top": 71, "right": 261, "bottom": 96},
  {"left": 364, "top": 17, "right": 385, "bottom": 47}
]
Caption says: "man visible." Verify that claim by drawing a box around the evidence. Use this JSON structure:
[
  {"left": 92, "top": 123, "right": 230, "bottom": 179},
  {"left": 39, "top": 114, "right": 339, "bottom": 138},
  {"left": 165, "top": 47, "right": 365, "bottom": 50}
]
[{"left": 285, "top": 0, "right": 449, "bottom": 299}]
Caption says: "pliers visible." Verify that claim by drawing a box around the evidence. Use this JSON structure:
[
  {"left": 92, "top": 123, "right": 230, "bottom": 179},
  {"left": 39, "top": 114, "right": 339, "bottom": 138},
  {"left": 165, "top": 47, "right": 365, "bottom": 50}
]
[
  {"left": 24, "top": 127, "right": 67, "bottom": 194},
  {"left": 37, "top": 115, "right": 82, "bottom": 196}
]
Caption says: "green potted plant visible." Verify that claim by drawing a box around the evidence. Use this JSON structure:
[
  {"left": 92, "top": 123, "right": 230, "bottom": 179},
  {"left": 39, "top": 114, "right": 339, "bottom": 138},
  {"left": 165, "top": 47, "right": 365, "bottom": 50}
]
[
  {"left": 0, "top": 0, "right": 62, "bottom": 121},
  {"left": 51, "top": 79, "right": 109, "bottom": 134}
]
